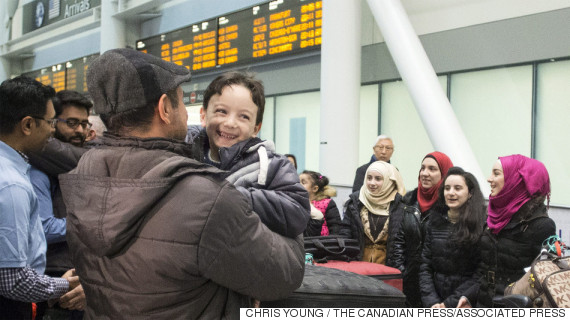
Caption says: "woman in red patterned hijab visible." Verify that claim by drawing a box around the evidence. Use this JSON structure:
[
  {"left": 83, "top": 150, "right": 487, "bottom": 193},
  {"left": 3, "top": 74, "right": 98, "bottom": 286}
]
[
  {"left": 396, "top": 151, "right": 453, "bottom": 307},
  {"left": 417, "top": 151, "right": 454, "bottom": 213}
]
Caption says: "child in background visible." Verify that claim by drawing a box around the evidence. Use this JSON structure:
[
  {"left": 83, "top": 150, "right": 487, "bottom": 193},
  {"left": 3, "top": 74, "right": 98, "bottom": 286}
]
[
  {"left": 300, "top": 170, "right": 350, "bottom": 237},
  {"left": 187, "top": 71, "right": 310, "bottom": 238}
]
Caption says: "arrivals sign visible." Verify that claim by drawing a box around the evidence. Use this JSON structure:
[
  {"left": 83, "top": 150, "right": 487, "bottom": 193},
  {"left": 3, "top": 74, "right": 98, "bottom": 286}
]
[{"left": 23, "top": 0, "right": 101, "bottom": 34}]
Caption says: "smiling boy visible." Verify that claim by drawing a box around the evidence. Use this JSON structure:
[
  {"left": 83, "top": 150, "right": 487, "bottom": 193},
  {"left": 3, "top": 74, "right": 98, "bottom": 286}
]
[{"left": 188, "top": 71, "right": 310, "bottom": 238}]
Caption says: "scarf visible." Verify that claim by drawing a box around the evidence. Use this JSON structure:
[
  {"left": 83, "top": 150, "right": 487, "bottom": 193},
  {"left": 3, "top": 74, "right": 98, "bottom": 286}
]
[
  {"left": 417, "top": 151, "right": 453, "bottom": 213},
  {"left": 487, "top": 154, "right": 550, "bottom": 234},
  {"left": 359, "top": 161, "right": 406, "bottom": 216}
]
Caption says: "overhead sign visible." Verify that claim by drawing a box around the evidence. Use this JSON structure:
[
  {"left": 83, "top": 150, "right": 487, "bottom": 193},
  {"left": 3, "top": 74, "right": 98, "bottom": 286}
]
[
  {"left": 23, "top": 0, "right": 101, "bottom": 34},
  {"left": 136, "top": 0, "right": 322, "bottom": 74},
  {"left": 22, "top": 53, "right": 100, "bottom": 93}
]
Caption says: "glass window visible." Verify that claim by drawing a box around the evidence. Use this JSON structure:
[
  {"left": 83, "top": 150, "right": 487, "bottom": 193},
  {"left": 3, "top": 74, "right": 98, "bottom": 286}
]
[
  {"left": 450, "top": 66, "right": 533, "bottom": 178},
  {"left": 536, "top": 59, "right": 570, "bottom": 206},
  {"left": 379, "top": 77, "right": 446, "bottom": 191},
  {"left": 358, "top": 84, "right": 379, "bottom": 165},
  {"left": 274, "top": 91, "right": 321, "bottom": 172},
  {"left": 186, "top": 104, "right": 202, "bottom": 126},
  {"left": 258, "top": 96, "right": 275, "bottom": 141}
]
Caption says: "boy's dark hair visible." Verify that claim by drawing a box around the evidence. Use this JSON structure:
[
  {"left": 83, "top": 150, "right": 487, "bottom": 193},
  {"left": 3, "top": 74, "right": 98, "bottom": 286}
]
[
  {"left": 302, "top": 170, "right": 329, "bottom": 193},
  {"left": 53, "top": 90, "right": 93, "bottom": 117},
  {"left": 0, "top": 76, "right": 56, "bottom": 135},
  {"left": 285, "top": 154, "right": 297, "bottom": 169},
  {"left": 203, "top": 71, "right": 265, "bottom": 125},
  {"left": 438, "top": 166, "right": 486, "bottom": 246},
  {"left": 102, "top": 88, "right": 178, "bottom": 135}
]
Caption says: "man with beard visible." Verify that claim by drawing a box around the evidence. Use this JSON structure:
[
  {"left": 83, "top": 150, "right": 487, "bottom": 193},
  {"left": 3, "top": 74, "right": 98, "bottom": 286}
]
[
  {"left": 52, "top": 91, "right": 93, "bottom": 147},
  {"left": 28, "top": 90, "right": 92, "bottom": 317},
  {"left": 58, "top": 48, "right": 304, "bottom": 318}
]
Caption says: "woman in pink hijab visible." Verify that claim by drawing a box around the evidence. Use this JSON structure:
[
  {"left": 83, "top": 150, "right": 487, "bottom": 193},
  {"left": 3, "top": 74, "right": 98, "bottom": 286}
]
[{"left": 460, "top": 154, "right": 556, "bottom": 307}]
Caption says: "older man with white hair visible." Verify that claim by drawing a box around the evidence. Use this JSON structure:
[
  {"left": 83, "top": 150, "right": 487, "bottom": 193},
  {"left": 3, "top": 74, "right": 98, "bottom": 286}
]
[{"left": 351, "top": 135, "right": 395, "bottom": 192}]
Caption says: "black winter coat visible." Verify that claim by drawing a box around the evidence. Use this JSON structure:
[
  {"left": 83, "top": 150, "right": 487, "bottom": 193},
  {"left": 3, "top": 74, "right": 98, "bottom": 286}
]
[
  {"left": 28, "top": 138, "right": 89, "bottom": 275},
  {"left": 351, "top": 155, "right": 376, "bottom": 193},
  {"left": 419, "top": 209, "right": 481, "bottom": 308},
  {"left": 344, "top": 191, "right": 407, "bottom": 265},
  {"left": 476, "top": 197, "right": 556, "bottom": 307},
  {"left": 393, "top": 188, "right": 442, "bottom": 307},
  {"left": 187, "top": 126, "right": 310, "bottom": 238},
  {"left": 304, "top": 199, "right": 349, "bottom": 237}
]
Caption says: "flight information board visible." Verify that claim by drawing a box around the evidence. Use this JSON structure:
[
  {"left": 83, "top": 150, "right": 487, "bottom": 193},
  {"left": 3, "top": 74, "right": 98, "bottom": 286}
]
[
  {"left": 64, "top": 54, "right": 99, "bottom": 93},
  {"left": 36, "top": 64, "right": 66, "bottom": 92},
  {"left": 22, "top": 54, "right": 99, "bottom": 93},
  {"left": 137, "top": 19, "right": 217, "bottom": 72},
  {"left": 136, "top": 0, "right": 322, "bottom": 73}
]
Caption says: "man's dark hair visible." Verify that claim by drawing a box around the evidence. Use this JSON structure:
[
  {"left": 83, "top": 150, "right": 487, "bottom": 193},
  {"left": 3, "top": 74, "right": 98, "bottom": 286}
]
[
  {"left": 285, "top": 154, "right": 297, "bottom": 169},
  {"left": 102, "top": 88, "right": 179, "bottom": 135},
  {"left": 53, "top": 90, "right": 93, "bottom": 117},
  {"left": 0, "top": 76, "right": 56, "bottom": 135},
  {"left": 203, "top": 71, "right": 265, "bottom": 125}
]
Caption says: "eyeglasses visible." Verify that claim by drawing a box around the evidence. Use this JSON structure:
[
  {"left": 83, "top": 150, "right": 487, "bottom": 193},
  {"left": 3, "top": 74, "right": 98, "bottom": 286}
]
[
  {"left": 374, "top": 145, "right": 394, "bottom": 151},
  {"left": 56, "top": 118, "right": 92, "bottom": 129},
  {"left": 31, "top": 116, "right": 58, "bottom": 128}
]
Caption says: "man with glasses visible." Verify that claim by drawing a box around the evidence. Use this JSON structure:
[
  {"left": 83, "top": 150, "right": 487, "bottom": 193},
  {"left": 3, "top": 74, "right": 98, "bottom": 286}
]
[
  {"left": 52, "top": 90, "right": 93, "bottom": 147},
  {"left": 29, "top": 90, "right": 92, "bottom": 317},
  {"left": 352, "top": 135, "right": 395, "bottom": 192},
  {"left": 0, "top": 76, "right": 83, "bottom": 318}
]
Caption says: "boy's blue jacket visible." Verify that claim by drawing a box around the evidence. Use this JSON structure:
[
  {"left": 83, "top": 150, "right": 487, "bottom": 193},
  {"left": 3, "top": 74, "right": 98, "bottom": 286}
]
[{"left": 187, "top": 125, "right": 310, "bottom": 238}]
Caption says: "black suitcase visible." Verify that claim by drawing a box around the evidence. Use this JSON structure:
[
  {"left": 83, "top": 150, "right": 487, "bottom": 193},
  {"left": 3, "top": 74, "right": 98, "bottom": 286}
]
[{"left": 262, "top": 264, "right": 406, "bottom": 308}]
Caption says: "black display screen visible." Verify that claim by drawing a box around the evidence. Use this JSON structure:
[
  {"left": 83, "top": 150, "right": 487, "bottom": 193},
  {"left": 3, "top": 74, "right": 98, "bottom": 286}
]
[
  {"left": 22, "top": 54, "right": 99, "bottom": 93},
  {"left": 136, "top": 0, "right": 322, "bottom": 73},
  {"left": 64, "top": 54, "right": 99, "bottom": 93}
]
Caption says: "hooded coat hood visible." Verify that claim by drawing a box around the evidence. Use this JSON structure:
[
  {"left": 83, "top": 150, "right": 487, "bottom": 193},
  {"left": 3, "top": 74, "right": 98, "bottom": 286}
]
[{"left": 61, "top": 134, "right": 218, "bottom": 257}]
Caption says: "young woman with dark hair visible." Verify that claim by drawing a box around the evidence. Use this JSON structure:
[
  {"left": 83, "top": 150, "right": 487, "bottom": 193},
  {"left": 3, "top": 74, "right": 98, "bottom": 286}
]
[{"left": 419, "top": 167, "right": 486, "bottom": 308}]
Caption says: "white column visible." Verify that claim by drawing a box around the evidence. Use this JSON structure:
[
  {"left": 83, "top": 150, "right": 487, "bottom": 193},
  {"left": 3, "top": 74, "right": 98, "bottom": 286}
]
[
  {"left": 0, "top": 58, "right": 9, "bottom": 81},
  {"left": 100, "top": 0, "right": 125, "bottom": 53},
  {"left": 0, "top": 2, "right": 10, "bottom": 81},
  {"left": 320, "top": 0, "right": 361, "bottom": 186},
  {"left": 365, "top": 0, "right": 489, "bottom": 194}
]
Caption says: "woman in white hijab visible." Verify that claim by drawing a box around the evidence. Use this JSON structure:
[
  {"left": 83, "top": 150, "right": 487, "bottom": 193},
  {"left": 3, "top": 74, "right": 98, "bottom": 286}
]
[{"left": 343, "top": 161, "right": 406, "bottom": 264}]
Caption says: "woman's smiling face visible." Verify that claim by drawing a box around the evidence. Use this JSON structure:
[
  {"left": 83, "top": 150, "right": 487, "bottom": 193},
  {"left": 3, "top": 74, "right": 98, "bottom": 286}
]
[
  {"left": 419, "top": 157, "right": 441, "bottom": 189},
  {"left": 488, "top": 160, "right": 505, "bottom": 196},
  {"left": 366, "top": 170, "right": 384, "bottom": 194},
  {"left": 444, "top": 174, "right": 470, "bottom": 212}
]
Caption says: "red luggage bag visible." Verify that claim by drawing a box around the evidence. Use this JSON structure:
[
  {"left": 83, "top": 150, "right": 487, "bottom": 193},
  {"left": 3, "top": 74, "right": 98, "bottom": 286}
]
[{"left": 315, "top": 260, "right": 403, "bottom": 291}]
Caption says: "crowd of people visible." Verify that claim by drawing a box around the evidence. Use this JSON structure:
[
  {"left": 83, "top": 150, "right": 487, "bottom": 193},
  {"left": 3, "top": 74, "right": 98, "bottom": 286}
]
[
  {"left": 0, "top": 47, "right": 557, "bottom": 319},
  {"left": 342, "top": 139, "right": 555, "bottom": 308}
]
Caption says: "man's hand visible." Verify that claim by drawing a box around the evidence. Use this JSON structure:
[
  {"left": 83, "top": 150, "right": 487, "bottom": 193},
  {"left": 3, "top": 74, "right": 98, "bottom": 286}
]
[
  {"left": 431, "top": 302, "right": 445, "bottom": 308},
  {"left": 61, "top": 268, "right": 76, "bottom": 280},
  {"left": 456, "top": 296, "right": 472, "bottom": 308},
  {"left": 59, "top": 283, "right": 86, "bottom": 310},
  {"left": 59, "top": 268, "right": 86, "bottom": 310}
]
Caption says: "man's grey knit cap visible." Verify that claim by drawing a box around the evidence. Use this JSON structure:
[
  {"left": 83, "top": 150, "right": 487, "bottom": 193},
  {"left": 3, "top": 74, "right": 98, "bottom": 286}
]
[{"left": 87, "top": 48, "right": 191, "bottom": 115}]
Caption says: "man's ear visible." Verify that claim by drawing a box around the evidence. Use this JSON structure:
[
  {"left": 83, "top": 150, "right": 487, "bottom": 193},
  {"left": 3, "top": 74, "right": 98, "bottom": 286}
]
[
  {"left": 157, "top": 93, "right": 171, "bottom": 124},
  {"left": 199, "top": 107, "right": 207, "bottom": 128},
  {"left": 252, "top": 122, "right": 262, "bottom": 136},
  {"left": 20, "top": 116, "right": 35, "bottom": 136}
]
